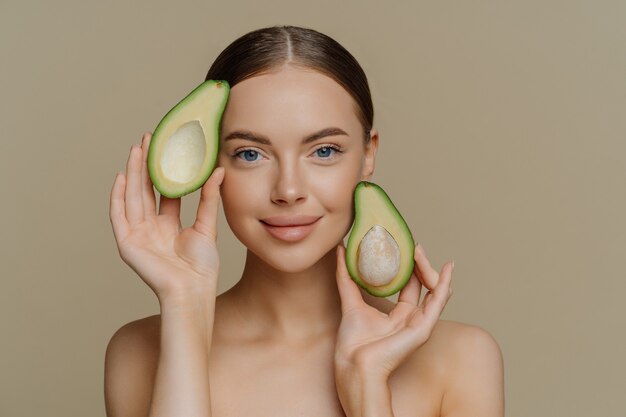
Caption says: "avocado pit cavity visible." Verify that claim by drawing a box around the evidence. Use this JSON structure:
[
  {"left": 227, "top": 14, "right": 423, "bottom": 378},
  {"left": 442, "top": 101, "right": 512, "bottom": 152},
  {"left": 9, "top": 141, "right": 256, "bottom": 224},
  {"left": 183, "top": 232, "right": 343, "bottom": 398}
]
[
  {"left": 160, "top": 120, "right": 206, "bottom": 183},
  {"left": 357, "top": 225, "right": 401, "bottom": 286}
]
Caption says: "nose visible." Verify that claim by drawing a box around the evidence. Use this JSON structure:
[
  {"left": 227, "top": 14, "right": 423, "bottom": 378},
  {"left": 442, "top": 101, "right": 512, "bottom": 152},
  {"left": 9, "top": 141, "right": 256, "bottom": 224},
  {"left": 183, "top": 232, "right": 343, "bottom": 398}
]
[{"left": 270, "top": 158, "right": 307, "bottom": 206}]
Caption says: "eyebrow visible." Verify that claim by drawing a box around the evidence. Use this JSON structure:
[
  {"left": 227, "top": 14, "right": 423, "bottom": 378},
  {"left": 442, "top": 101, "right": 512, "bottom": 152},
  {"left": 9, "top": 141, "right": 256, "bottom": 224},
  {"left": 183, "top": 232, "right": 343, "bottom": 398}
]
[{"left": 222, "top": 127, "right": 349, "bottom": 145}]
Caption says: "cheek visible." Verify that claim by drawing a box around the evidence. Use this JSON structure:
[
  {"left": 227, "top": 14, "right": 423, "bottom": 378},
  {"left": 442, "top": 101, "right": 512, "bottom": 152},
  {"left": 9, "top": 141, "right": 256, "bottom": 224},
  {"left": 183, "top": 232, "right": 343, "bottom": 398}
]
[
  {"left": 312, "top": 165, "right": 360, "bottom": 219},
  {"left": 219, "top": 174, "right": 268, "bottom": 249},
  {"left": 220, "top": 171, "right": 265, "bottom": 223}
]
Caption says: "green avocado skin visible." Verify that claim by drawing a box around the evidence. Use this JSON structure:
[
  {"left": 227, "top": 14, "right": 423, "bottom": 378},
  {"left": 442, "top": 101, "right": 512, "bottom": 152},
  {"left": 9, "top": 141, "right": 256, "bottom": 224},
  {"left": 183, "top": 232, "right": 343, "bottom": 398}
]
[
  {"left": 345, "top": 181, "right": 415, "bottom": 297},
  {"left": 148, "top": 79, "right": 230, "bottom": 198}
]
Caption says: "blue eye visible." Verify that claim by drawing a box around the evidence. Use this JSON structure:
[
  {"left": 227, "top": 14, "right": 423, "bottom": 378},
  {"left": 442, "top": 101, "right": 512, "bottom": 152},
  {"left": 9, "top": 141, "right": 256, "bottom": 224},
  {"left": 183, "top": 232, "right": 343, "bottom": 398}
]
[
  {"left": 235, "top": 149, "right": 261, "bottom": 162},
  {"left": 315, "top": 145, "right": 342, "bottom": 160},
  {"left": 316, "top": 146, "right": 333, "bottom": 158},
  {"left": 233, "top": 144, "right": 343, "bottom": 164}
]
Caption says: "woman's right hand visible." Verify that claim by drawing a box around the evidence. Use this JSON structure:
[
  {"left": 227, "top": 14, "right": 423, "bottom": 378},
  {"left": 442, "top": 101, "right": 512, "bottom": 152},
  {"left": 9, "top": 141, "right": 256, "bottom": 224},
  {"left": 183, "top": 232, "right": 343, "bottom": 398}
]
[{"left": 109, "top": 132, "right": 225, "bottom": 303}]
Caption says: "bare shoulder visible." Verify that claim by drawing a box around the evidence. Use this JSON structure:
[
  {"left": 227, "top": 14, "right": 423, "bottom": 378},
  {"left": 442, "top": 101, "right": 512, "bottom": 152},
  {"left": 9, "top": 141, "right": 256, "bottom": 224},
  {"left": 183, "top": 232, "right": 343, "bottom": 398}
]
[
  {"left": 370, "top": 298, "right": 503, "bottom": 372},
  {"left": 104, "top": 314, "right": 161, "bottom": 417},
  {"left": 427, "top": 319, "right": 505, "bottom": 417},
  {"left": 370, "top": 296, "right": 504, "bottom": 415},
  {"left": 429, "top": 319, "right": 503, "bottom": 358}
]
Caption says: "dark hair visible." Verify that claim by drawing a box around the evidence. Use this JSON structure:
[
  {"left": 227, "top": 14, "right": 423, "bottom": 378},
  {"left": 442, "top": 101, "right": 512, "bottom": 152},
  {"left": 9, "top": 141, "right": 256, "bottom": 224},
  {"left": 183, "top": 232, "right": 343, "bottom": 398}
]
[{"left": 205, "top": 25, "right": 373, "bottom": 144}]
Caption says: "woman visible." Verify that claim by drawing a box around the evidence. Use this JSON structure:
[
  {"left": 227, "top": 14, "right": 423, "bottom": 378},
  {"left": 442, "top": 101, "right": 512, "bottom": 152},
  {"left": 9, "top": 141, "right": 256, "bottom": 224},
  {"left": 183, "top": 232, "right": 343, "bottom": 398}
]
[{"left": 106, "top": 25, "right": 504, "bottom": 417}]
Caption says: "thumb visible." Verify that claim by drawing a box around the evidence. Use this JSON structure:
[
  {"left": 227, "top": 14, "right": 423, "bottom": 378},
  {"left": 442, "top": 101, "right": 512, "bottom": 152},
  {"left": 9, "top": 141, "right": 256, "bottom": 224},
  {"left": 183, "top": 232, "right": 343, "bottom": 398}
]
[
  {"left": 192, "top": 166, "right": 225, "bottom": 240},
  {"left": 335, "top": 244, "right": 366, "bottom": 314}
]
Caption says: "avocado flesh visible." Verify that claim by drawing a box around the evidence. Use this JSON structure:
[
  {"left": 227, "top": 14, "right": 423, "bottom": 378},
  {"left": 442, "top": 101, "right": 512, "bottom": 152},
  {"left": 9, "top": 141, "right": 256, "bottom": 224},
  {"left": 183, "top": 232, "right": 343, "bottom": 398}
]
[
  {"left": 148, "top": 79, "right": 230, "bottom": 198},
  {"left": 346, "top": 181, "right": 415, "bottom": 297}
]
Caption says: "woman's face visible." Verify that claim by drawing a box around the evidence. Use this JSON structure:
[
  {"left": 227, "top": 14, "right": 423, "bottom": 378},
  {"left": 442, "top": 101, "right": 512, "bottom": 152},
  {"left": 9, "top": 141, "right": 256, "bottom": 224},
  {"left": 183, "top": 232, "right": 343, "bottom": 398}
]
[{"left": 217, "top": 65, "right": 377, "bottom": 272}]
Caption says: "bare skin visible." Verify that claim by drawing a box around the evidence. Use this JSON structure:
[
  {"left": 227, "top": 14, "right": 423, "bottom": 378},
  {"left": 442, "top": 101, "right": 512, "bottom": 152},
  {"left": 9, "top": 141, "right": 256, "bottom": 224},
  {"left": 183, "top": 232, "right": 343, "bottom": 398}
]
[
  {"left": 109, "top": 303, "right": 502, "bottom": 417},
  {"left": 105, "top": 65, "right": 504, "bottom": 417}
]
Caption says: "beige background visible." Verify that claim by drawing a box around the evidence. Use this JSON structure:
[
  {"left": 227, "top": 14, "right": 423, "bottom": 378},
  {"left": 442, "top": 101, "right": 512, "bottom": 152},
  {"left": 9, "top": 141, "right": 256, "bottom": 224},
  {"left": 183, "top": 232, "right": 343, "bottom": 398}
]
[{"left": 1, "top": 0, "right": 624, "bottom": 416}]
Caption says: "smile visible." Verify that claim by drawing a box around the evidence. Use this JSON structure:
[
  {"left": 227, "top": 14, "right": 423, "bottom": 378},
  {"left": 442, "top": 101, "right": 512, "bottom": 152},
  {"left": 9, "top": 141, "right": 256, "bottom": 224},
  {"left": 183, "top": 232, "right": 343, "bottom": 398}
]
[{"left": 260, "top": 218, "right": 321, "bottom": 242}]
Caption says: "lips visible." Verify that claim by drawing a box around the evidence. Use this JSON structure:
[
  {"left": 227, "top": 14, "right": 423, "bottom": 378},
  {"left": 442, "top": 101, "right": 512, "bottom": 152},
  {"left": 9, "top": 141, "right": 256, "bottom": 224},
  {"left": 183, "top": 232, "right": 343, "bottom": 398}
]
[
  {"left": 260, "top": 215, "right": 322, "bottom": 242},
  {"left": 260, "top": 215, "right": 321, "bottom": 227}
]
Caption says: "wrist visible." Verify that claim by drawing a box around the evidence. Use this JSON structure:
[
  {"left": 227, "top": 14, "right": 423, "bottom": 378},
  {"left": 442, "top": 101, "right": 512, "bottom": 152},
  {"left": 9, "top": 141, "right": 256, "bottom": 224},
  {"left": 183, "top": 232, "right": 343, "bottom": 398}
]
[
  {"left": 335, "top": 352, "right": 393, "bottom": 386},
  {"left": 158, "top": 291, "right": 216, "bottom": 347},
  {"left": 159, "top": 290, "right": 215, "bottom": 324},
  {"left": 335, "top": 364, "right": 390, "bottom": 395},
  {"left": 157, "top": 287, "right": 216, "bottom": 312},
  {"left": 335, "top": 365, "right": 393, "bottom": 417}
]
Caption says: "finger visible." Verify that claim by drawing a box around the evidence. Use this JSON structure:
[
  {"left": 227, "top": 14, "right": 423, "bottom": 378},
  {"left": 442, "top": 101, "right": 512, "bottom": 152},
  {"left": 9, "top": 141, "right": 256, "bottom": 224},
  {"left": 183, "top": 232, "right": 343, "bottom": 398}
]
[
  {"left": 416, "top": 274, "right": 423, "bottom": 305},
  {"left": 335, "top": 244, "right": 367, "bottom": 314},
  {"left": 125, "top": 144, "right": 144, "bottom": 224},
  {"left": 414, "top": 243, "right": 440, "bottom": 290},
  {"left": 109, "top": 172, "right": 130, "bottom": 243},
  {"left": 422, "top": 261, "right": 454, "bottom": 319},
  {"left": 140, "top": 132, "right": 157, "bottom": 218},
  {"left": 397, "top": 273, "right": 420, "bottom": 305},
  {"left": 158, "top": 194, "right": 181, "bottom": 220},
  {"left": 192, "top": 166, "right": 225, "bottom": 240}
]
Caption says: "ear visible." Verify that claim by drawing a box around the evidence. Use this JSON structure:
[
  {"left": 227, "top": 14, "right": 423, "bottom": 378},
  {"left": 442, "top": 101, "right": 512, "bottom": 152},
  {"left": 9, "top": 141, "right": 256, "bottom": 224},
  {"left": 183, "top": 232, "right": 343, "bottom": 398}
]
[{"left": 361, "top": 128, "right": 379, "bottom": 181}]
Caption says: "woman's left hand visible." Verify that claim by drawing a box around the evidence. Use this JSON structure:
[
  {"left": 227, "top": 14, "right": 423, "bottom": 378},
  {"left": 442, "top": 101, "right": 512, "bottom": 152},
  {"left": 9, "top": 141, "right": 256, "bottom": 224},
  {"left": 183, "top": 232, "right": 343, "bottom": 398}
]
[{"left": 334, "top": 242, "right": 454, "bottom": 381}]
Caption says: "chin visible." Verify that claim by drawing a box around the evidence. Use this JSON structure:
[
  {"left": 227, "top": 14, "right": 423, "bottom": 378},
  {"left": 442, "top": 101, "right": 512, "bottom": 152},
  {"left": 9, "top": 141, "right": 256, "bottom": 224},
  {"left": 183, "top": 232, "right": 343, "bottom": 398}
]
[{"left": 253, "top": 242, "right": 332, "bottom": 273}]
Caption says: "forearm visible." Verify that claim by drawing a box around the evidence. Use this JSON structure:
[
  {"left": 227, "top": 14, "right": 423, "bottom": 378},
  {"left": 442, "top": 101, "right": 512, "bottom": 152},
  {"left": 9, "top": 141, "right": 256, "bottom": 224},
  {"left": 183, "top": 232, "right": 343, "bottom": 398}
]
[
  {"left": 148, "top": 294, "right": 215, "bottom": 417},
  {"left": 336, "top": 368, "right": 394, "bottom": 417}
]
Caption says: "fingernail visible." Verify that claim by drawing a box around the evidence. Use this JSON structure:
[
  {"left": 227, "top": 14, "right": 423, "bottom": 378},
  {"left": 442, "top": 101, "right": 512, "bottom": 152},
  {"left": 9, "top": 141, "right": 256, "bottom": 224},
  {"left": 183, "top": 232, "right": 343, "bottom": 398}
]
[{"left": 451, "top": 261, "right": 455, "bottom": 270}]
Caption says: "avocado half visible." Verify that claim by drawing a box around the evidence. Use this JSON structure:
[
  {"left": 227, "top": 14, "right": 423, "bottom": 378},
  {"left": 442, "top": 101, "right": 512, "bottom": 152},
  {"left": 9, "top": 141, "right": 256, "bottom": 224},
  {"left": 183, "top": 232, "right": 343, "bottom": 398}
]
[
  {"left": 345, "top": 181, "right": 415, "bottom": 297},
  {"left": 147, "top": 79, "right": 230, "bottom": 198}
]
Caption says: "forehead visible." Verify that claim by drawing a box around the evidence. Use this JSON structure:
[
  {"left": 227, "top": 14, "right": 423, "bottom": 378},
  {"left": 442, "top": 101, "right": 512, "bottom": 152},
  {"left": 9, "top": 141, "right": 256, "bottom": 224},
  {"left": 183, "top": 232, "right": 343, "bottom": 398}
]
[{"left": 220, "top": 66, "right": 361, "bottom": 136}]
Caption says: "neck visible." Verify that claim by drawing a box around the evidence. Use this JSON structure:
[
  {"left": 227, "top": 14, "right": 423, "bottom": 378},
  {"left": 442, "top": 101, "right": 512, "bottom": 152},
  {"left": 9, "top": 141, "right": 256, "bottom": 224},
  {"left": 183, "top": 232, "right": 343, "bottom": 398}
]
[{"left": 225, "top": 248, "right": 343, "bottom": 342}]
